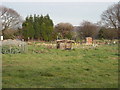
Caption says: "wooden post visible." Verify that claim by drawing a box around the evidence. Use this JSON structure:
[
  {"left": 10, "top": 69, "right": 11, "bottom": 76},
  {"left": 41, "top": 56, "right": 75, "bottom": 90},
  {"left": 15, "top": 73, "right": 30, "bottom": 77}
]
[{"left": 0, "top": 36, "right": 3, "bottom": 41}]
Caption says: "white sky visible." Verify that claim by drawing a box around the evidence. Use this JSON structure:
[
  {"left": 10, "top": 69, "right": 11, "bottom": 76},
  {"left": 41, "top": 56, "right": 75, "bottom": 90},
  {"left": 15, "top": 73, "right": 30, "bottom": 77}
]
[
  {"left": 1, "top": 0, "right": 120, "bottom": 2},
  {"left": 0, "top": 0, "right": 119, "bottom": 26}
]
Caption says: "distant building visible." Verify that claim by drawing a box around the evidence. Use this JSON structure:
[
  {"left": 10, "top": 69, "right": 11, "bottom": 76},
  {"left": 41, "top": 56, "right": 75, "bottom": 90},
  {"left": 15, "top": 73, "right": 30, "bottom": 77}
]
[
  {"left": 86, "top": 37, "right": 93, "bottom": 45},
  {"left": 56, "top": 39, "right": 75, "bottom": 50}
]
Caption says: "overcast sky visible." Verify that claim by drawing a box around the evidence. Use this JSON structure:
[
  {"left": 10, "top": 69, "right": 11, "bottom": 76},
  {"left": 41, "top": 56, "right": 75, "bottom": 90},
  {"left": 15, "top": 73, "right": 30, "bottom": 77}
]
[{"left": 1, "top": 1, "right": 118, "bottom": 26}]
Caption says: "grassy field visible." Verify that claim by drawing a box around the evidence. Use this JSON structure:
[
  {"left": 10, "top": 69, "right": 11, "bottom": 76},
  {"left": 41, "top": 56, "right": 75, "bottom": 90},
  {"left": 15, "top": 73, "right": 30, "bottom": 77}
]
[{"left": 2, "top": 43, "right": 118, "bottom": 88}]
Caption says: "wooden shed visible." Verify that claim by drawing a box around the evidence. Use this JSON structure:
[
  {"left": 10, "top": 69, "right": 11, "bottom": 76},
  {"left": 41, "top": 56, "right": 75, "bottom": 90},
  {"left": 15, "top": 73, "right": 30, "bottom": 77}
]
[
  {"left": 56, "top": 39, "right": 75, "bottom": 50},
  {"left": 86, "top": 37, "right": 93, "bottom": 45}
]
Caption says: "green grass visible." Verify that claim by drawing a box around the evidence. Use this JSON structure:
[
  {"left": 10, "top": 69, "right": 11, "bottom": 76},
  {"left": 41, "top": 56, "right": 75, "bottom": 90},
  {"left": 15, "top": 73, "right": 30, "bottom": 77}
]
[{"left": 2, "top": 44, "right": 118, "bottom": 88}]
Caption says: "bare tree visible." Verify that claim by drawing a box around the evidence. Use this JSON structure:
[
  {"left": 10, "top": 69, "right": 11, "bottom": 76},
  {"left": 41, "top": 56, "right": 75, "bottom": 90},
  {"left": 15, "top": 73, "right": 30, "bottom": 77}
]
[
  {"left": 0, "top": 6, "right": 23, "bottom": 33},
  {"left": 101, "top": 2, "right": 120, "bottom": 29},
  {"left": 55, "top": 23, "right": 73, "bottom": 39},
  {"left": 78, "top": 21, "right": 98, "bottom": 39}
]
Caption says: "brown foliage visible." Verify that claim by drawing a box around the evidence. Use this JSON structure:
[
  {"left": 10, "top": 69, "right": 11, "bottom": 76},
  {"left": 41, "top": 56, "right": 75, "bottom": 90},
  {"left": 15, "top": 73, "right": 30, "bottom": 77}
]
[
  {"left": 103, "top": 28, "right": 118, "bottom": 39},
  {"left": 78, "top": 21, "right": 99, "bottom": 39},
  {"left": 55, "top": 23, "right": 73, "bottom": 39}
]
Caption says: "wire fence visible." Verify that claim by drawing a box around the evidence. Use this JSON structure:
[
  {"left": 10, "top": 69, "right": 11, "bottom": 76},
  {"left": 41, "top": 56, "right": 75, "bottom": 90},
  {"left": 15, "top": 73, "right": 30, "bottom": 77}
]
[{"left": 1, "top": 39, "right": 28, "bottom": 54}]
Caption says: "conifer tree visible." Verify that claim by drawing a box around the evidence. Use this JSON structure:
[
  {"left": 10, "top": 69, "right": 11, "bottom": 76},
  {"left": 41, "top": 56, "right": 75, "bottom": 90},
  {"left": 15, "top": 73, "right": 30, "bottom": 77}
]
[{"left": 22, "top": 14, "right": 54, "bottom": 41}]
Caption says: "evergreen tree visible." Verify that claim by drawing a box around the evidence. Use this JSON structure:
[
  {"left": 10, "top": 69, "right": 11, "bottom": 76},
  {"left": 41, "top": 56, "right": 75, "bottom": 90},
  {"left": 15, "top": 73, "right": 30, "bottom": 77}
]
[
  {"left": 22, "top": 16, "right": 29, "bottom": 40},
  {"left": 43, "top": 14, "right": 54, "bottom": 41},
  {"left": 98, "top": 27, "right": 105, "bottom": 39},
  {"left": 22, "top": 14, "right": 54, "bottom": 41},
  {"left": 34, "top": 14, "right": 40, "bottom": 40},
  {"left": 28, "top": 15, "right": 35, "bottom": 40}
]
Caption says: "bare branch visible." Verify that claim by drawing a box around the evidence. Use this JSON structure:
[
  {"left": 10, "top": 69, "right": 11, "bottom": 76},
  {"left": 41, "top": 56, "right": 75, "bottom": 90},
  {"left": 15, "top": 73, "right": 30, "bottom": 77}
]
[
  {"left": 0, "top": 5, "right": 23, "bottom": 31},
  {"left": 101, "top": 2, "right": 120, "bottom": 29}
]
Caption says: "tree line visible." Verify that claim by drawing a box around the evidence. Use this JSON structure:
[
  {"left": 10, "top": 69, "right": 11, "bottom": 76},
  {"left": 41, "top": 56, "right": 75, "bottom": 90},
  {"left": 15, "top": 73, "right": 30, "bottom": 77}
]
[
  {"left": 0, "top": 2, "right": 119, "bottom": 41},
  {"left": 22, "top": 14, "right": 54, "bottom": 41}
]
